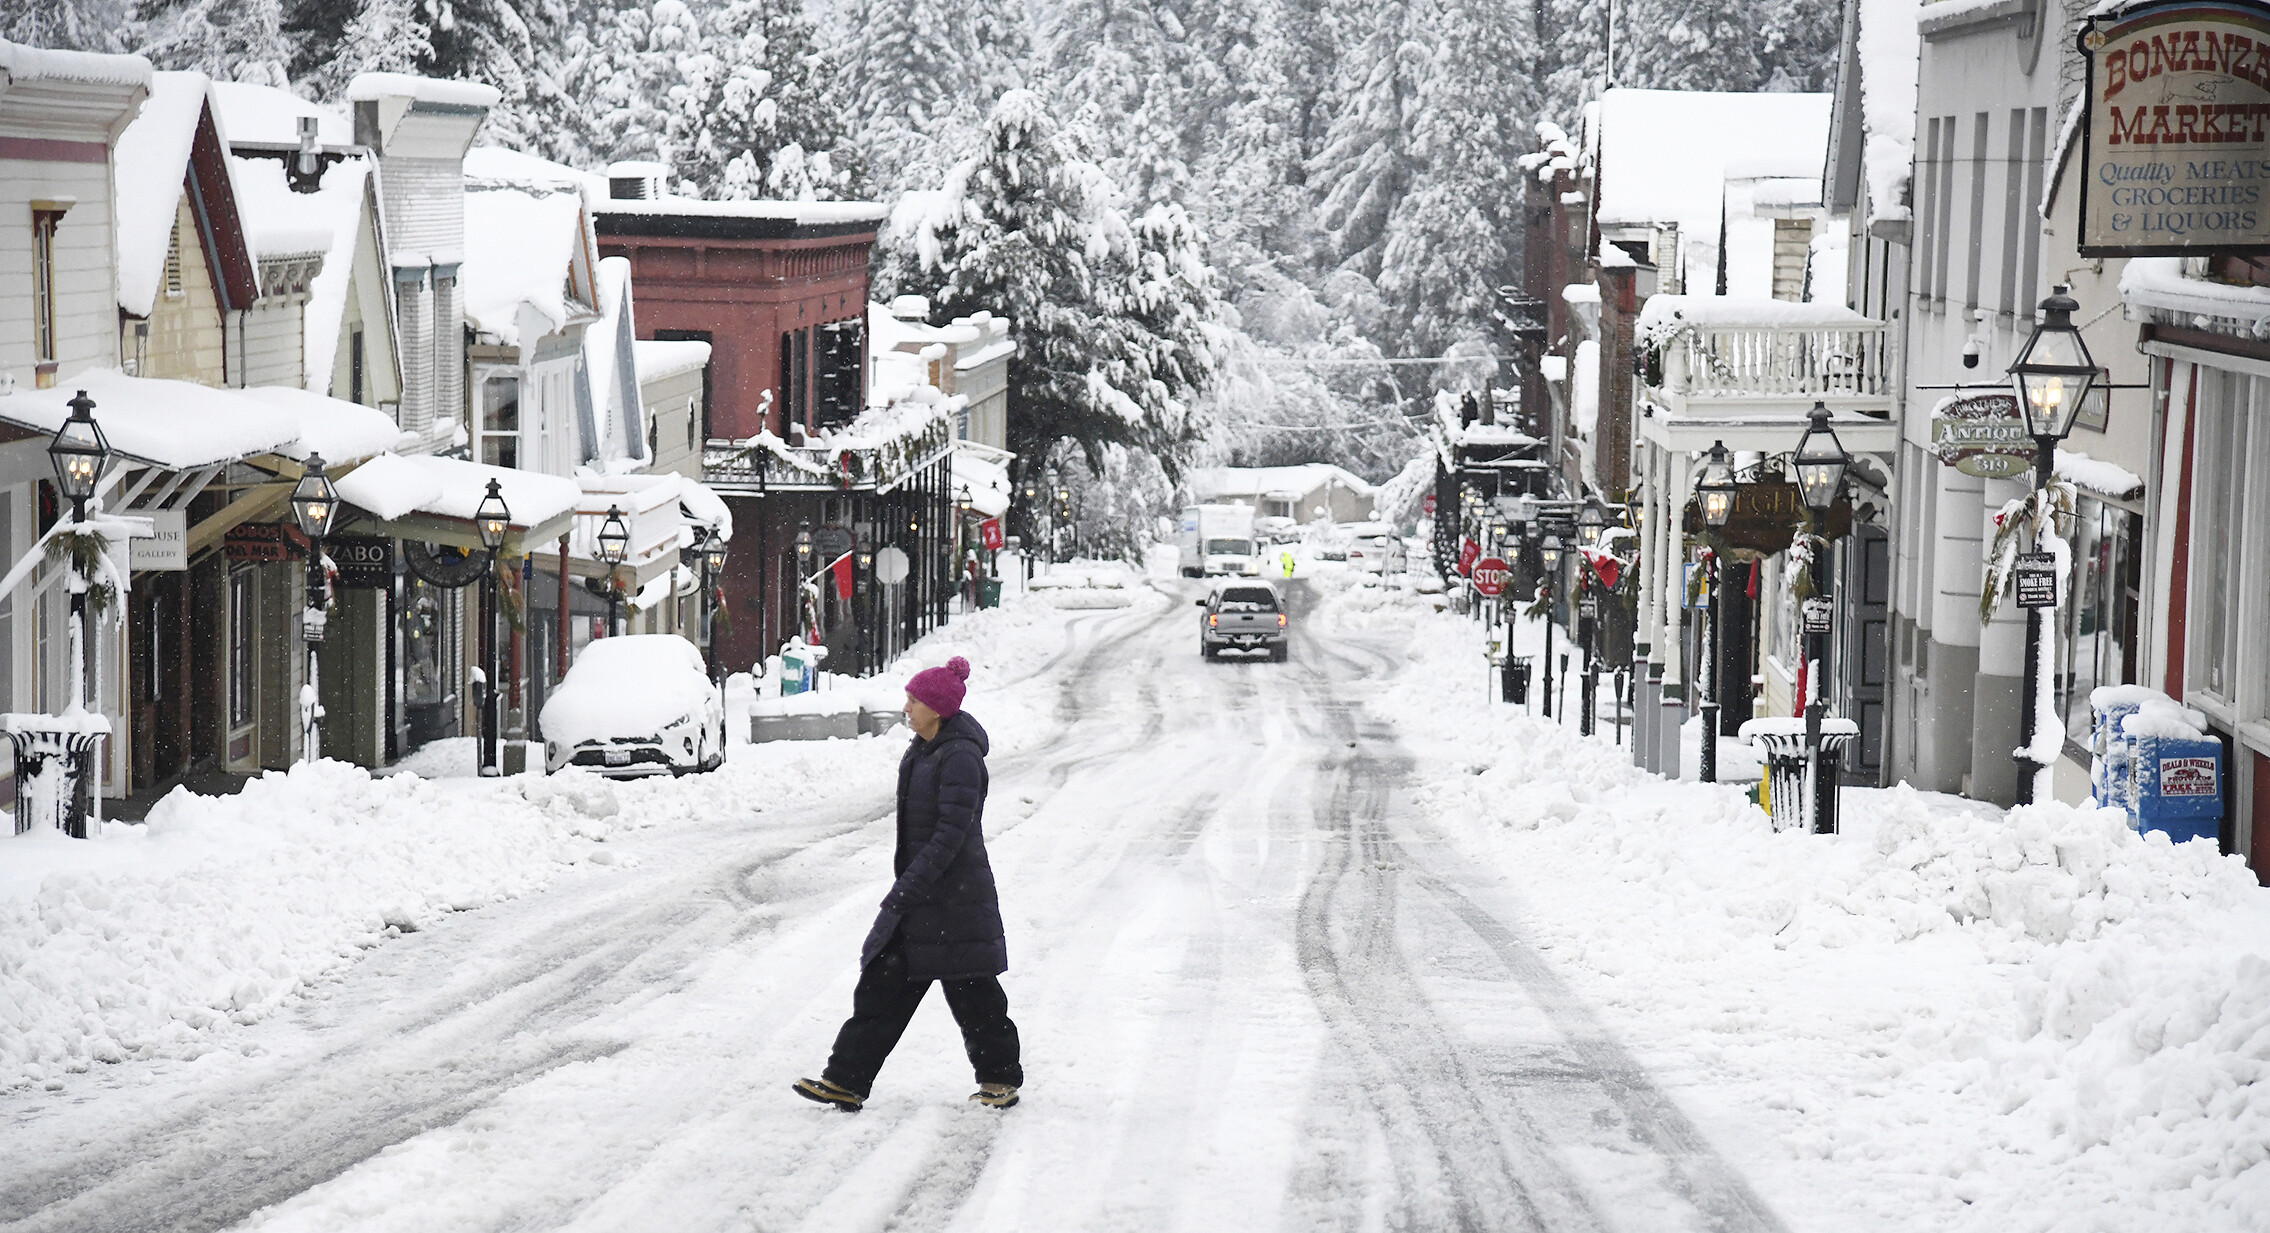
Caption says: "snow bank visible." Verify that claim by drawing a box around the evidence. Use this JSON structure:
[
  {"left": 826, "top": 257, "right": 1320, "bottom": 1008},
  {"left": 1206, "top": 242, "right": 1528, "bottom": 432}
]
[
  {"left": 0, "top": 761, "right": 627, "bottom": 1088},
  {"left": 1315, "top": 586, "right": 2270, "bottom": 1231}
]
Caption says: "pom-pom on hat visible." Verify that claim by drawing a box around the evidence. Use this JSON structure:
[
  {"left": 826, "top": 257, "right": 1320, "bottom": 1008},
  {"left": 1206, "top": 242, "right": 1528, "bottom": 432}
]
[{"left": 906, "top": 655, "right": 971, "bottom": 718}]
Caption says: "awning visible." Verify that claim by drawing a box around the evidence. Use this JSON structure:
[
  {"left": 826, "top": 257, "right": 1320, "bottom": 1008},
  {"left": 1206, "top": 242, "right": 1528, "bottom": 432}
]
[
  {"left": 235, "top": 386, "right": 407, "bottom": 464},
  {"left": 953, "top": 449, "right": 1012, "bottom": 518},
  {"left": 0, "top": 368, "right": 298, "bottom": 469},
  {"left": 333, "top": 453, "right": 580, "bottom": 553}
]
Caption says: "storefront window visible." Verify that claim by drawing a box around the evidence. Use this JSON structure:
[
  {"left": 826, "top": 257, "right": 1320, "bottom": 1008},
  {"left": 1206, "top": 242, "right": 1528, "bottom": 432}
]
[
  {"left": 229, "top": 569, "right": 255, "bottom": 728},
  {"left": 2189, "top": 370, "right": 2253, "bottom": 701},
  {"left": 2060, "top": 497, "right": 2141, "bottom": 749},
  {"left": 404, "top": 580, "right": 450, "bottom": 707}
]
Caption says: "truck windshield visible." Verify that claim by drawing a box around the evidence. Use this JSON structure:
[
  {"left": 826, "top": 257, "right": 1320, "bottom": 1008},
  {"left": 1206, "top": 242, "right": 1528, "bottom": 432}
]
[{"left": 1205, "top": 539, "right": 1252, "bottom": 556}]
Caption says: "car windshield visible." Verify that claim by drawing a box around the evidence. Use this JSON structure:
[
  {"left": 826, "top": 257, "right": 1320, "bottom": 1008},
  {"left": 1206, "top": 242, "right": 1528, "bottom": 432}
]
[{"left": 1217, "top": 587, "right": 1278, "bottom": 611}]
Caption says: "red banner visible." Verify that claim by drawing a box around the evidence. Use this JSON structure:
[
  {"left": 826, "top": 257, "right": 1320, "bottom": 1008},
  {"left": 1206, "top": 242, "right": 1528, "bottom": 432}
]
[
  {"left": 1456, "top": 538, "right": 1479, "bottom": 576},
  {"left": 1580, "top": 546, "right": 1623, "bottom": 591},
  {"left": 832, "top": 552, "right": 854, "bottom": 600},
  {"left": 979, "top": 517, "right": 1004, "bottom": 551}
]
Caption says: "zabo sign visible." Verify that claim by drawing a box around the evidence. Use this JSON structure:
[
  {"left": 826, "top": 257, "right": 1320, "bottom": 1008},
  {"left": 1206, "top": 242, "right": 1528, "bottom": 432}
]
[
  {"left": 1471, "top": 556, "right": 1510, "bottom": 597},
  {"left": 2080, "top": 1, "right": 2270, "bottom": 254}
]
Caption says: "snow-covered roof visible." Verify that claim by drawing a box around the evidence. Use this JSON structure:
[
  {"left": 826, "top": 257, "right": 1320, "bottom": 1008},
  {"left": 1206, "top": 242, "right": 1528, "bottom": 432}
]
[
  {"left": 1572, "top": 339, "right": 1601, "bottom": 435},
  {"left": 333, "top": 453, "right": 579, "bottom": 527},
  {"left": 112, "top": 71, "right": 213, "bottom": 319},
  {"left": 345, "top": 72, "right": 501, "bottom": 109},
  {"left": 207, "top": 80, "right": 352, "bottom": 150},
  {"left": 592, "top": 197, "right": 888, "bottom": 226},
  {"left": 233, "top": 386, "right": 405, "bottom": 464},
  {"left": 1187, "top": 464, "right": 1377, "bottom": 502},
  {"left": 584, "top": 256, "right": 644, "bottom": 466},
  {"left": 464, "top": 144, "right": 602, "bottom": 193},
  {"left": 228, "top": 153, "right": 371, "bottom": 390},
  {"left": 1636, "top": 295, "right": 1872, "bottom": 347},
  {"left": 2120, "top": 257, "right": 2270, "bottom": 329},
  {"left": 0, "top": 369, "right": 299, "bottom": 470},
  {"left": 462, "top": 176, "right": 590, "bottom": 345},
  {"left": 634, "top": 339, "right": 711, "bottom": 385},
  {"left": 2055, "top": 449, "right": 2145, "bottom": 502},
  {"left": 1593, "top": 89, "right": 1832, "bottom": 239},
  {"left": 0, "top": 39, "right": 152, "bottom": 89},
  {"left": 1859, "top": 0, "right": 1921, "bottom": 220},
  {"left": 953, "top": 449, "right": 1012, "bottom": 517}
]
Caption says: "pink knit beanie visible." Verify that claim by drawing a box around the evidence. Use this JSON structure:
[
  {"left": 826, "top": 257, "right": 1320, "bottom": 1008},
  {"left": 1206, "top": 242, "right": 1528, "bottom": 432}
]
[{"left": 906, "top": 656, "right": 971, "bottom": 718}]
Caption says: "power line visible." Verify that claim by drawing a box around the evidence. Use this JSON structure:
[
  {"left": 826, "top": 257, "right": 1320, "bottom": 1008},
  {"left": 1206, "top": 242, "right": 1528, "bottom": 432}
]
[{"left": 1246, "top": 355, "right": 1515, "bottom": 366}]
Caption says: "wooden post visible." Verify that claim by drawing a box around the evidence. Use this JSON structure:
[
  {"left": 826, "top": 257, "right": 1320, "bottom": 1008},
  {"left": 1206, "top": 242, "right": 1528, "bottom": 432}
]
[{"left": 557, "top": 534, "right": 571, "bottom": 678}]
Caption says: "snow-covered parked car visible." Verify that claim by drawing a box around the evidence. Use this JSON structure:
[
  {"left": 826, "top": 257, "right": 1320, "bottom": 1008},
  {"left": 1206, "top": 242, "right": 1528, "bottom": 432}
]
[
  {"left": 541, "top": 635, "right": 726, "bottom": 776},
  {"left": 1345, "top": 521, "right": 1406, "bottom": 574}
]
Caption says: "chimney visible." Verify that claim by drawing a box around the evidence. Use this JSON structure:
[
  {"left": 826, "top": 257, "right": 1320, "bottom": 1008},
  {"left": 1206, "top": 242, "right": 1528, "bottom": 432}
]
[{"left": 607, "top": 160, "right": 669, "bottom": 201}]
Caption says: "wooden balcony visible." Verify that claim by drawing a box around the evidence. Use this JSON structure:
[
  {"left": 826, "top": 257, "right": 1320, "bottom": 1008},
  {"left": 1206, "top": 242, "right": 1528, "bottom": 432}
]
[
  {"left": 1635, "top": 299, "right": 1897, "bottom": 454},
  {"left": 700, "top": 410, "right": 956, "bottom": 495}
]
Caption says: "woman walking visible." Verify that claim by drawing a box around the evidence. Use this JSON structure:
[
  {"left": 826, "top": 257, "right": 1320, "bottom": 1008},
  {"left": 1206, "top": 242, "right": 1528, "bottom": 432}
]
[{"left": 795, "top": 656, "right": 1023, "bottom": 1111}]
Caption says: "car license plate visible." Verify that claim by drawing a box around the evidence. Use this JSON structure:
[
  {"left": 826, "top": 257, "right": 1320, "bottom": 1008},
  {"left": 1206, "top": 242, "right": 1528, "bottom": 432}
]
[{"left": 603, "top": 749, "right": 631, "bottom": 766}]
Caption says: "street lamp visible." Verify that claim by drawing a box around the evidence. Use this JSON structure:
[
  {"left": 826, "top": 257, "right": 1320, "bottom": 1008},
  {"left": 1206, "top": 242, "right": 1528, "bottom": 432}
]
[
  {"left": 1540, "top": 531, "right": 1563, "bottom": 721},
  {"left": 290, "top": 453, "right": 340, "bottom": 763},
  {"left": 695, "top": 527, "right": 728, "bottom": 683},
  {"left": 49, "top": 391, "right": 109, "bottom": 521},
  {"left": 1696, "top": 441, "right": 1736, "bottom": 783},
  {"left": 1574, "top": 502, "right": 1607, "bottom": 736},
  {"left": 596, "top": 503, "right": 629, "bottom": 638},
  {"left": 1792, "top": 404, "right": 1850, "bottom": 831},
  {"left": 1577, "top": 500, "right": 1605, "bottom": 548},
  {"left": 2006, "top": 285, "right": 2099, "bottom": 804},
  {"left": 475, "top": 478, "right": 511, "bottom": 776}
]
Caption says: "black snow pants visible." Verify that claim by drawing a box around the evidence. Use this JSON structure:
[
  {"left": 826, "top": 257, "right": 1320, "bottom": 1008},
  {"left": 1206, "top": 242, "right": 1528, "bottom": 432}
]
[{"left": 822, "top": 934, "right": 1022, "bottom": 1095}]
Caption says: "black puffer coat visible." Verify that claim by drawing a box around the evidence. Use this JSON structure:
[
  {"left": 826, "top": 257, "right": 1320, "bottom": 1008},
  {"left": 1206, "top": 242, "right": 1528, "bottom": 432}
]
[{"left": 881, "top": 711, "right": 1006, "bottom": 979}]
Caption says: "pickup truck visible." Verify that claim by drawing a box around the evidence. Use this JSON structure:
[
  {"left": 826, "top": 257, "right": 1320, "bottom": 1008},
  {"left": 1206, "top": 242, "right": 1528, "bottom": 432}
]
[{"left": 1197, "top": 581, "right": 1289, "bottom": 661}]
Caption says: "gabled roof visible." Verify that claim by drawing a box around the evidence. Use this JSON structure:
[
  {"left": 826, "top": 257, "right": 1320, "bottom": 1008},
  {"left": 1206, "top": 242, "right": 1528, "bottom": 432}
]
[
  {"left": 112, "top": 71, "right": 260, "bottom": 318},
  {"left": 461, "top": 145, "right": 601, "bottom": 347}
]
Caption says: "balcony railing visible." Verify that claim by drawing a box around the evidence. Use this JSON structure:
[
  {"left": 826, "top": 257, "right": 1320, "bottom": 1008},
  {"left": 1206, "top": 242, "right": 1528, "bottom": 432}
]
[
  {"left": 701, "top": 411, "right": 956, "bottom": 494},
  {"left": 1640, "top": 308, "right": 1892, "bottom": 418}
]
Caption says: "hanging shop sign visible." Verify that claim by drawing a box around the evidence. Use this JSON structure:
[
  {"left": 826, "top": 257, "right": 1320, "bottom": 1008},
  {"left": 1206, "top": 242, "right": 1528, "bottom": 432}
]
[
  {"left": 403, "top": 540, "right": 490, "bottom": 588},
  {"left": 2079, "top": 1, "right": 2270, "bottom": 255},
  {"left": 979, "top": 518, "right": 1004, "bottom": 551},
  {"left": 1931, "top": 394, "right": 2037, "bottom": 479},
  {"left": 330, "top": 535, "right": 395, "bottom": 589},
  {"left": 224, "top": 522, "right": 297, "bottom": 563},
  {"left": 1803, "top": 597, "right": 1835, "bottom": 634},
  {"left": 1681, "top": 483, "right": 1851, "bottom": 555},
  {"left": 129, "top": 508, "right": 187, "bottom": 572},
  {"left": 2014, "top": 552, "right": 2061, "bottom": 608}
]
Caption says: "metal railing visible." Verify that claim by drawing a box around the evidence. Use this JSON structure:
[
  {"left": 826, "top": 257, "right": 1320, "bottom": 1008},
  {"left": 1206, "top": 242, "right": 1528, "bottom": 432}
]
[{"left": 701, "top": 414, "right": 956, "bottom": 493}]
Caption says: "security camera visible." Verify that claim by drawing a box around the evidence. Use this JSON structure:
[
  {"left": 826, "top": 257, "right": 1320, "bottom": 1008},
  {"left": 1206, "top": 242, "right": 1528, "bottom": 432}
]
[{"left": 1962, "top": 337, "right": 1981, "bottom": 369}]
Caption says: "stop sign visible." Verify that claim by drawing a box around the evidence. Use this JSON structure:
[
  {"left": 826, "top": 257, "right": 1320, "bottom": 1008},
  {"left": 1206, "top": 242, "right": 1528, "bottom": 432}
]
[
  {"left": 1422, "top": 493, "right": 1437, "bottom": 515},
  {"left": 1472, "top": 556, "right": 1510, "bottom": 596}
]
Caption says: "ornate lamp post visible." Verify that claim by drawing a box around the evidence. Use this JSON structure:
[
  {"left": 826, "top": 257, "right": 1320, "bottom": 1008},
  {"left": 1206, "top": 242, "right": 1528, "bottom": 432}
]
[
  {"left": 703, "top": 532, "right": 728, "bottom": 684},
  {"left": 1696, "top": 440, "right": 1738, "bottom": 783},
  {"left": 1055, "top": 485, "right": 1072, "bottom": 562},
  {"left": 475, "top": 479, "right": 511, "bottom": 776},
  {"left": 2006, "top": 285, "right": 2097, "bottom": 804},
  {"left": 1575, "top": 501, "right": 1606, "bottom": 735},
  {"left": 289, "top": 453, "right": 340, "bottom": 763},
  {"left": 1540, "top": 530, "right": 1563, "bottom": 720},
  {"left": 1793, "top": 403, "right": 1851, "bottom": 830},
  {"left": 11, "top": 393, "right": 114, "bottom": 839},
  {"left": 596, "top": 504, "right": 630, "bottom": 638},
  {"left": 48, "top": 392, "right": 109, "bottom": 715}
]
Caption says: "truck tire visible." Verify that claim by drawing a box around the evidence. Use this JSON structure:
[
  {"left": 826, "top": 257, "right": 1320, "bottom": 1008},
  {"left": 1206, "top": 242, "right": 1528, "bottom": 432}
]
[{"left": 1270, "top": 643, "right": 1288, "bottom": 663}]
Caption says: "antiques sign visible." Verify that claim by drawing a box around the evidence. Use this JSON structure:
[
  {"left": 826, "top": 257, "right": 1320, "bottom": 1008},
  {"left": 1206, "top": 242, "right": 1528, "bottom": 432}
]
[
  {"left": 1931, "top": 394, "right": 2035, "bottom": 479},
  {"left": 2081, "top": 1, "right": 2270, "bottom": 255}
]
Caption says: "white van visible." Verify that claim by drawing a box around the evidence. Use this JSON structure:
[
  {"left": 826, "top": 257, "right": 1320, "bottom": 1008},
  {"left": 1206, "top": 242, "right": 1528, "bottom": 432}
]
[{"left": 1177, "top": 504, "right": 1260, "bottom": 577}]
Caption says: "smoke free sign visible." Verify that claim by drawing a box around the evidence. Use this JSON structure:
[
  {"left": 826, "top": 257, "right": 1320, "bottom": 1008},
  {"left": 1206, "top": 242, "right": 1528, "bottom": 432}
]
[{"left": 2083, "top": 2, "right": 2270, "bottom": 254}]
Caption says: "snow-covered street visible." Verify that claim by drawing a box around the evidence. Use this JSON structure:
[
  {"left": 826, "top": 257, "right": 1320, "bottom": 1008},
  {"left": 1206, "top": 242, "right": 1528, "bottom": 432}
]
[{"left": 5, "top": 570, "right": 2269, "bottom": 1232}]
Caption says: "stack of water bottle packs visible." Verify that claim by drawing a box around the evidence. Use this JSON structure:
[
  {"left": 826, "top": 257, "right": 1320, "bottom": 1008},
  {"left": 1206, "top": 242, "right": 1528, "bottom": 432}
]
[{"left": 2088, "top": 684, "right": 2223, "bottom": 845}]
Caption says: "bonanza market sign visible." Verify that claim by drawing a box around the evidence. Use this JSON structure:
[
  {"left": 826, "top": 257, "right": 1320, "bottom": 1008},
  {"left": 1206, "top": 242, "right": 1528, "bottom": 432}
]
[{"left": 2081, "top": 1, "right": 2270, "bottom": 254}]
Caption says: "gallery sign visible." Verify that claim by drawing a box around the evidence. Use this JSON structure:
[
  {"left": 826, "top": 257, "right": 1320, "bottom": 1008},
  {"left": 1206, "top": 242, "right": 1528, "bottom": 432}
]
[{"left": 2080, "top": 1, "right": 2270, "bottom": 255}]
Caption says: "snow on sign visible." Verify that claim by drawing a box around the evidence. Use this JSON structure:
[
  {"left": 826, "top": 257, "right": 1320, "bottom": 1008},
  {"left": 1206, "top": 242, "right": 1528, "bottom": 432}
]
[
  {"left": 2160, "top": 756, "right": 2220, "bottom": 796},
  {"left": 2015, "top": 552, "right": 2060, "bottom": 608},
  {"left": 1472, "top": 557, "right": 1509, "bottom": 596},
  {"left": 2080, "top": 1, "right": 2270, "bottom": 255}
]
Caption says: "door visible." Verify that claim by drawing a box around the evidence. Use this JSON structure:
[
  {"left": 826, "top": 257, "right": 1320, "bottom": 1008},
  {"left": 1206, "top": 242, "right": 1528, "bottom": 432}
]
[{"left": 1839, "top": 525, "right": 1891, "bottom": 781}]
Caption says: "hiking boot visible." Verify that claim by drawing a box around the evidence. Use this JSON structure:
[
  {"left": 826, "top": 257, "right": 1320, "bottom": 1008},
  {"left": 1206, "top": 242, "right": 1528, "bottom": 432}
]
[
  {"left": 970, "top": 1082, "right": 1019, "bottom": 1109},
  {"left": 793, "top": 1077, "right": 865, "bottom": 1111}
]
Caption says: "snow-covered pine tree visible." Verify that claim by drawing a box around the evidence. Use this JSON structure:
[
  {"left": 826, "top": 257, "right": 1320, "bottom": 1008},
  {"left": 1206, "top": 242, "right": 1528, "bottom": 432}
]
[
  {"left": 896, "top": 89, "right": 1221, "bottom": 487},
  {"left": 132, "top": 0, "right": 294, "bottom": 84},
  {"left": 310, "top": 0, "right": 430, "bottom": 99},
  {"left": 6, "top": 0, "right": 130, "bottom": 51},
  {"left": 669, "top": 0, "right": 859, "bottom": 200},
  {"left": 1377, "top": 0, "right": 1534, "bottom": 355},
  {"left": 562, "top": 0, "right": 702, "bottom": 169},
  {"left": 1305, "top": 0, "right": 1421, "bottom": 279},
  {"left": 832, "top": 0, "right": 1032, "bottom": 193},
  {"left": 1621, "top": 0, "right": 1761, "bottom": 93},
  {"left": 416, "top": 0, "right": 571, "bottom": 152},
  {"left": 1538, "top": 0, "right": 1608, "bottom": 129}
]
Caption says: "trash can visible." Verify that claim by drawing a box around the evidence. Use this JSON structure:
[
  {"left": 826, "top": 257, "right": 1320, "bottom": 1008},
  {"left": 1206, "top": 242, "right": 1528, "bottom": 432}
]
[
  {"left": 978, "top": 578, "right": 1002, "bottom": 609},
  {"left": 1505, "top": 656, "right": 1532, "bottom": 705},
  {"left": 779, "top": 648, "right": 815, "bottom": 695},
  {"left": 2131, "top": 734, "right": 2223, "bottom": 845}
]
